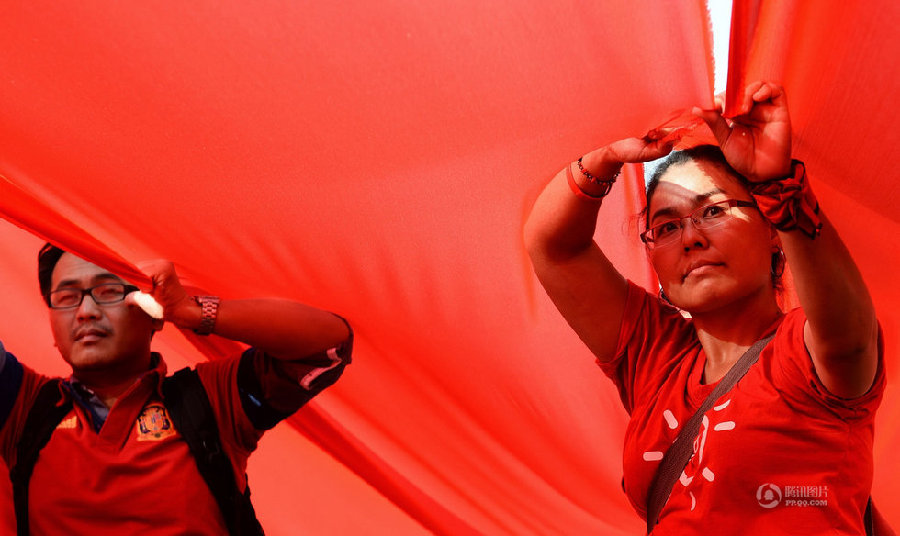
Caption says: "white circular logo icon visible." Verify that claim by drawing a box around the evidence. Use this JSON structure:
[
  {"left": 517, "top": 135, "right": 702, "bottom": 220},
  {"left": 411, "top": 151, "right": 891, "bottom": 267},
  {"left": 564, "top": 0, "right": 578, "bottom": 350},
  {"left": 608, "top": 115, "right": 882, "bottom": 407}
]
[{"left": 756, "top": 483, "right": 782, "bottom": 508}]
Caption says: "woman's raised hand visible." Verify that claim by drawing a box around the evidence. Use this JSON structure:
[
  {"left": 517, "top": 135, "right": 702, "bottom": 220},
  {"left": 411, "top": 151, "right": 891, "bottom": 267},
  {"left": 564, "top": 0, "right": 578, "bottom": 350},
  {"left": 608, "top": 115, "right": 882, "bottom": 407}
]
[
  {"left": 693, "top": 81, "right": 792, "bottom": 182},
  {"left": 603, "top": 134, "right": 677, "bottom": 164},
  {"left": 581, "top": 134, "right": 676, "bottom": 178}
]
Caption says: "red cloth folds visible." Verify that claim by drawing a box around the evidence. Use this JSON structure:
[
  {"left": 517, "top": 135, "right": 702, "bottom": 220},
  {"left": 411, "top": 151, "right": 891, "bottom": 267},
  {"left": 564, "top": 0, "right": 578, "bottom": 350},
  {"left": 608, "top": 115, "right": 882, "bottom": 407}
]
[
  {"left": 0, "top": 174, "right": 150, "bottom": 288},
  {"left": 3, "top": 0, "right": 897, "bottom": 534},
  {"left": 0, "top": 1, "right": 715, "bottom": 533}
]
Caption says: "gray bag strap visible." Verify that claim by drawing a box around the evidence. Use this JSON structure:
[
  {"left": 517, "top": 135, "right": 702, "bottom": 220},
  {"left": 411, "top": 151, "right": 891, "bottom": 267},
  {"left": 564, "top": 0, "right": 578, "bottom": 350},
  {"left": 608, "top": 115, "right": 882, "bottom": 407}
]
[{"left": 645, "top": 335, "right": 774, "bottom": 533}]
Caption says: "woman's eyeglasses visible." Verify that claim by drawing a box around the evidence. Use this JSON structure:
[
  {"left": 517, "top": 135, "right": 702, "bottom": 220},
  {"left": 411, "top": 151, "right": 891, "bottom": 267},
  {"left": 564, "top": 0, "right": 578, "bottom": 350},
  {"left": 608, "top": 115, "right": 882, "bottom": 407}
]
[{"left": 640, "top": 199, "right": 757, "bottom": 249}]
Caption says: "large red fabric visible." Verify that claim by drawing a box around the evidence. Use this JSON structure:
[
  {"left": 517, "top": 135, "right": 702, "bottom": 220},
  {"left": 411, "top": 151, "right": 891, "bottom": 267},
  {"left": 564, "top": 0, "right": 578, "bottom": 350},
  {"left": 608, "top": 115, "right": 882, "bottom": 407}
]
[{"left": 0, "top": 1, "right": 896, "bottom": 534}]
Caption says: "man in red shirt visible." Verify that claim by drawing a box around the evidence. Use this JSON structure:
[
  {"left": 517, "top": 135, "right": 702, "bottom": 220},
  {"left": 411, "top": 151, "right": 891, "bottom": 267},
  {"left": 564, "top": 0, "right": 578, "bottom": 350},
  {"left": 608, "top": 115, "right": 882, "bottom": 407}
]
[{"left": 0, "top": 244, "right": 352, "bottom": 534}]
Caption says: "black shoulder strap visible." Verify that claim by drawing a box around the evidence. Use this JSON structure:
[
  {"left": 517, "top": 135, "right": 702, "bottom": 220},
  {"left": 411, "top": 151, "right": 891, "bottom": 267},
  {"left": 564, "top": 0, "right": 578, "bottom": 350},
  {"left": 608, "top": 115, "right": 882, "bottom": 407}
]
[
  {"left": 162, "top": 367, "right": 264, "bottom": 536},
  {"left": 11, "top": 379, "right": 73, "bottom": 536},
  {"left": 864, "top": 496, "right": 892, "bottom": 536},
  {"left": 866, "top": 497, "right": 875, "bottom": 535},
  {"left": 646, "top": 335, "right": 775, "bottom": 533}
]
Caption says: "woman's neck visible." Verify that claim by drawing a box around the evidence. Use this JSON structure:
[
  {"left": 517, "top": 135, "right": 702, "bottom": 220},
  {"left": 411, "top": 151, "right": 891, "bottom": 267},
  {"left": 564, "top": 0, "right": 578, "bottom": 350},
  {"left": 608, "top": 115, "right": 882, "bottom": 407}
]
[{"left": 691, "top": 289, "right": 783, "bottom": 370}]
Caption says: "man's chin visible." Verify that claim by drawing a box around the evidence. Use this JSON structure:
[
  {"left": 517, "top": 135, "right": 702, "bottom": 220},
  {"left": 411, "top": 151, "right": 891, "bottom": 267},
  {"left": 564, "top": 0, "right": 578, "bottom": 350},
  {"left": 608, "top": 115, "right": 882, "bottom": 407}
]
[{"left": 66, "top": 351, "right": 115, "bottom": 372}]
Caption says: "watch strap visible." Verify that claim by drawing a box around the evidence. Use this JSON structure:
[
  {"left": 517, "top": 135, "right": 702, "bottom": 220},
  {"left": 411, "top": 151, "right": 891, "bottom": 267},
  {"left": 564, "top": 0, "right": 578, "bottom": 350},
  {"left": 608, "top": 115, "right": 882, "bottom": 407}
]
[{"left": 193, "top": 296, "right": 220, "bottom": 335}]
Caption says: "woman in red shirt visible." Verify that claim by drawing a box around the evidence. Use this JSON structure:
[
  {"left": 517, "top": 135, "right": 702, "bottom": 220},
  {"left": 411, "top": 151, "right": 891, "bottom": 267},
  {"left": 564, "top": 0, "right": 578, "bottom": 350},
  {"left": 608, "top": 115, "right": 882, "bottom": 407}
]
[{"left": 524, "top": 81, "right": 884, "bottom": 534}]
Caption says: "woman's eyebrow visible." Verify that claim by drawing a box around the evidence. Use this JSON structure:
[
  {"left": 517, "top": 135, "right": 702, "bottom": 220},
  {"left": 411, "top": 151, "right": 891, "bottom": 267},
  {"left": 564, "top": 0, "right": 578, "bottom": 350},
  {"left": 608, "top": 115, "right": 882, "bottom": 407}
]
[
  {"left": 650, "top": 188, "right": 729, "bottom": 222},
  {"left": 695, "top": 188, "right": 727, "bottom": 202},
  {"left": 650, "top": 206, "right": 679, "bottom": 222}
]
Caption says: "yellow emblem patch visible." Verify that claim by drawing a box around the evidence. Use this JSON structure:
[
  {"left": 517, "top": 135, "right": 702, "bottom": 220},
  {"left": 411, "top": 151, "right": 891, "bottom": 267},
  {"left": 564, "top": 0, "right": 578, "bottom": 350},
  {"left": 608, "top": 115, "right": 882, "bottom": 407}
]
[
  {"left": 56, "top": 415, "right": 78, "bottom": 430},
  {"left": 136, "top": 403, "right": 176, "bottom": 441}
]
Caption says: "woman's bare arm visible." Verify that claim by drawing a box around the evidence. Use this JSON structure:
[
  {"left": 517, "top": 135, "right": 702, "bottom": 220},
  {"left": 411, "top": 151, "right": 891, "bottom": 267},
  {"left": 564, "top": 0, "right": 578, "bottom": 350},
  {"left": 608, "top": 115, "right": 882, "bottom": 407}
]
[
  {"left": 524, "top": 138, "right": 674, "bottom": 362},
  {"left": 696, "top": 81, "right": 878, "bottom": 398}
]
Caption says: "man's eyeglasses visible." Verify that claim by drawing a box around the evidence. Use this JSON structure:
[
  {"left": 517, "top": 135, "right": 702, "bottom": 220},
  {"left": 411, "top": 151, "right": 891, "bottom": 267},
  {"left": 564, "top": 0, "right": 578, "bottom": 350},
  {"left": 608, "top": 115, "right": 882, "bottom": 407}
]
[
  {"left": 48, "top": 283, "right": 140, "bottom": 309},
  {"left": 640, "top": 199, "right": 757, "bottom": 249}
]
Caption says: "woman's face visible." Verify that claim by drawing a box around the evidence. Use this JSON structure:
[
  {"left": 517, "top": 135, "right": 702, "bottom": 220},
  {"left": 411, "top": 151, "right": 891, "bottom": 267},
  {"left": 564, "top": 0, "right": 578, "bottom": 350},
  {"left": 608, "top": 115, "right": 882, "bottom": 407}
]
[{"left": 647, "top": 159, "right": 776, "bottom": 314}]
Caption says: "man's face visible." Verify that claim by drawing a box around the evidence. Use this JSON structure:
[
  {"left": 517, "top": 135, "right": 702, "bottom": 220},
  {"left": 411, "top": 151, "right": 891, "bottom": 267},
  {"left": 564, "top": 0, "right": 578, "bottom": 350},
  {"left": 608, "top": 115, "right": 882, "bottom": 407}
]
[{"left": 49, "top": 253, "right": 156, "bottom": 375}]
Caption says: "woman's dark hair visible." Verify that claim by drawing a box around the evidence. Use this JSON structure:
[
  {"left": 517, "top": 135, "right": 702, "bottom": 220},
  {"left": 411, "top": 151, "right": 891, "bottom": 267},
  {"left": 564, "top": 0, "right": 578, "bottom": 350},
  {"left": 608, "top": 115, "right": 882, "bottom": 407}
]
[
  {"left": 644, "top": 145, "right": 748, "bottom": 216},
  {"left": 38, "top": 243, "right": 66, "bottom": 305}
]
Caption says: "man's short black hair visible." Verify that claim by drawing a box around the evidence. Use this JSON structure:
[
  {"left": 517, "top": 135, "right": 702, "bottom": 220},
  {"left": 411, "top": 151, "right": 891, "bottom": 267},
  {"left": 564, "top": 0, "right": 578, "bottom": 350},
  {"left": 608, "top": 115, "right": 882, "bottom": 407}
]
[{"left": 38, "top": 243, "right": 66, "bottom": 306}]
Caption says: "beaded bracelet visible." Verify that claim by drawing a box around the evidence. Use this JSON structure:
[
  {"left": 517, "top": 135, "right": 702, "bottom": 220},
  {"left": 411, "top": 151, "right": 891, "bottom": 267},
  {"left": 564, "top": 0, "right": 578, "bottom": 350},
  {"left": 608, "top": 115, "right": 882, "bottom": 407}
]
[
  {"left": 567, "top": 158, "right": 620, "bottom": 201},
  {"left": 577, "top": 157, "right": 621, "bottom": 184},
  {"left": 566, "top": 165, "right": 606, "bottom": 201}
]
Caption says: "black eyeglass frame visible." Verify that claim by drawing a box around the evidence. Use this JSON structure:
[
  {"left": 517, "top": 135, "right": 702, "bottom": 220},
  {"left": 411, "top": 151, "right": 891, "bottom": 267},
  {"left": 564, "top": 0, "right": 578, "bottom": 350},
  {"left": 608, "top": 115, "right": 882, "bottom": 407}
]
[
  {"left": 640, "top": 199, "right": 757, "bottom": 247},
  {"left": 47, "top": 283, "right": 140, "bottom": 309}
]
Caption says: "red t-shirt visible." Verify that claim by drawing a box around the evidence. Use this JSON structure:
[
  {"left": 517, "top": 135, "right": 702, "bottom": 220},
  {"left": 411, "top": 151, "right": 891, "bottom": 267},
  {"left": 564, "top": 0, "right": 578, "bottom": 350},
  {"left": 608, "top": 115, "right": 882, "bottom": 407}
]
[
  {"left": 599, "top": 281, "right": 885, "bottom": 536},
  {"left": 0, "top": 338, "right": 351, "bottom": 535}
]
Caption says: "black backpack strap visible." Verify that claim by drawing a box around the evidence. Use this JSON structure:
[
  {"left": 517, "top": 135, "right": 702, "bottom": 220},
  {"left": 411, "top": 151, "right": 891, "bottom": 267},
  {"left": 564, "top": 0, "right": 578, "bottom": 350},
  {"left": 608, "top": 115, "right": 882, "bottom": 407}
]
[
  {"left": 865, "top": 496, "right": 876, "bottom": 536},
  {"left": 162, "top": 367, "right": 264, "bottom": 536},
  {"left": 10, "top": 379, "right": 73, "bottom": 536},
  {"left": 237, "top": 350, "right": 292, "bottom": 431},
  {"left": 0, "top": 348, "right": 26, "bottom": 429}
]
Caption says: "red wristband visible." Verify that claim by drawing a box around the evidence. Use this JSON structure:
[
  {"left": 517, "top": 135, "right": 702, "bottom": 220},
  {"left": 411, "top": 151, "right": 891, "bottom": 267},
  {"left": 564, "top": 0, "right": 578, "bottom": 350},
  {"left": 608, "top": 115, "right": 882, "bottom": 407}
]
[
  {"left": 566, "top": 164, "right": 609, "bottom": 201},
  {"left": 750, "top": 160, "right": 822, "bottom": 239}
]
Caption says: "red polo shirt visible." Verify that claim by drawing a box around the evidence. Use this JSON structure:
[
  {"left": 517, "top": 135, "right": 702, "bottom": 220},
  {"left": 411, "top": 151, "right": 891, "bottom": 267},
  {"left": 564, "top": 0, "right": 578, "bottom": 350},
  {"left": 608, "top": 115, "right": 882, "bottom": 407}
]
[{"left": 0, "top": 336, "right": 351, "bottom": 535}]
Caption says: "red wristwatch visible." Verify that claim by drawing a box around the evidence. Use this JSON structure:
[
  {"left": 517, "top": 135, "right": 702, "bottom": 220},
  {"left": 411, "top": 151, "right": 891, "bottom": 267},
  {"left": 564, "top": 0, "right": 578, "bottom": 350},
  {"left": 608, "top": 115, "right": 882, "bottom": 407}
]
[{"left": 193, "top": 296, "right": 220, "bottom": 335}]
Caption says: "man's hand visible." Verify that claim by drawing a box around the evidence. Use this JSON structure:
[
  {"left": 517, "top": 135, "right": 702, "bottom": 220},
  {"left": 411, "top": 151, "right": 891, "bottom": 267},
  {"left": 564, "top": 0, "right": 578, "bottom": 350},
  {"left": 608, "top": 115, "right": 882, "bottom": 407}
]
[
  {"left": 693, "top": 81, "right": 792, "bottom": 182},
  {"left": 126, "top": 260, "right": 198, "bottom": 328}
]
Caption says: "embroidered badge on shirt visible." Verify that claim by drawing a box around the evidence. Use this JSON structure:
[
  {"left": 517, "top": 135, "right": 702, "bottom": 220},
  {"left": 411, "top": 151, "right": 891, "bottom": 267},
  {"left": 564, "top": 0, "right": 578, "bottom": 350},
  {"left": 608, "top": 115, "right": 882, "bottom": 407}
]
[
  {"left": 56, "top": 415, "right": 78, "bottom": 430},
  {"left": 136, "top": 403, "right": 176, "bottom": 441}
]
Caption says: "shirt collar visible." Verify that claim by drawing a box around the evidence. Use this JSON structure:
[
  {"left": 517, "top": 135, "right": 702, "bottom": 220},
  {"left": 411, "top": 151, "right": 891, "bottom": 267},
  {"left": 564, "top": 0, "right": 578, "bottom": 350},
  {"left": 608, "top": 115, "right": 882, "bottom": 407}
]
[
  {"left": 63, "top": 352, "right": 167, "bottom": 432},
  {"left": 64, "top": 352, "right": 168, "bottom": 407}
]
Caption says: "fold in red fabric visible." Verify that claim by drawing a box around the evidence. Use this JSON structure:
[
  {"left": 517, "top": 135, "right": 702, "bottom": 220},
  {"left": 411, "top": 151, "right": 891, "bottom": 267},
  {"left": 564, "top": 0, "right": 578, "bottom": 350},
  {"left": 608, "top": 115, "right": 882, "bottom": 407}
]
[{"left": 0, "top": 1, "right": 897, "bottom": 534}]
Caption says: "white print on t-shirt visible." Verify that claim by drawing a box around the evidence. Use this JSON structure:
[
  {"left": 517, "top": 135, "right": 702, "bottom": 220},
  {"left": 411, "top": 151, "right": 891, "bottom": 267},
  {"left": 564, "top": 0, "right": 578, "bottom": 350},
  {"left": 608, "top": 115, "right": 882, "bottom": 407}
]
[{"left": 642, "top": 398, "right": 736, "bottom": 511}]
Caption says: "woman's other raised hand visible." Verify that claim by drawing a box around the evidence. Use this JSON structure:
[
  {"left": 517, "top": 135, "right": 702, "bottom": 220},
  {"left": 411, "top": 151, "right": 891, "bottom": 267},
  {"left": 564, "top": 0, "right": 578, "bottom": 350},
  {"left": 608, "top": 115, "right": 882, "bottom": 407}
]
[{"left": 693, "top": 81, "right": 792, "bottom": 183}]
